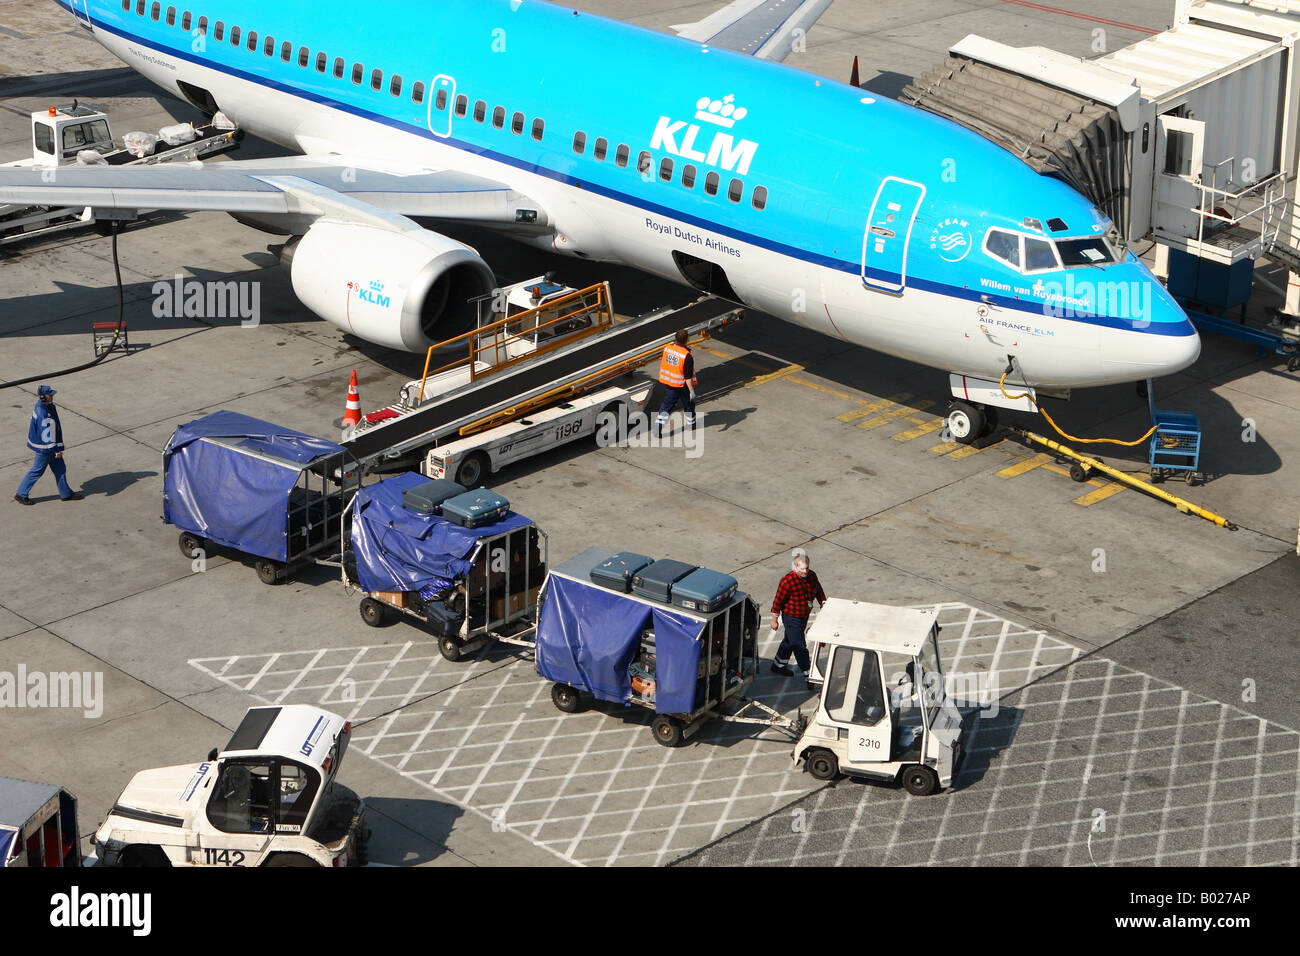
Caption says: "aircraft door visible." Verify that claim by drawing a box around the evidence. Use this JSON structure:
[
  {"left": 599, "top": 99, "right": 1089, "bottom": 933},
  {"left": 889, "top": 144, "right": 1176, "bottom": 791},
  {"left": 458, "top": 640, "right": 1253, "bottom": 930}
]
[
  {"left": 821, "top": 646, "right": 890, "bottom": 763},
  {"left": 1153, "top": 115, "right": 1205, "bottom": 240},
  {"left": 427, "top": 75, "right": 456, "bottom": 138},
  {"left": 861, "top": 177, "right": 926, "bottom": 293}
]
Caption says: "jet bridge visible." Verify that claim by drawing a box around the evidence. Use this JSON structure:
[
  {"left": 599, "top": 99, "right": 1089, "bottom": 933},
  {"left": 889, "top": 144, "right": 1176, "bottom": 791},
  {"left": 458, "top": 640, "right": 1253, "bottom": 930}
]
[{"left": 901, "top": 0, "right": 1300, "bottom": 315}]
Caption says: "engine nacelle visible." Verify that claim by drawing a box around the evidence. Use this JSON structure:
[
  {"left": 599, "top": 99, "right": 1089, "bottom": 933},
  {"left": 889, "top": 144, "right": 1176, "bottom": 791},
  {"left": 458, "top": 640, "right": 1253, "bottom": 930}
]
[{"left": 280, "top": 221, "right": 496, "bottom": 352}]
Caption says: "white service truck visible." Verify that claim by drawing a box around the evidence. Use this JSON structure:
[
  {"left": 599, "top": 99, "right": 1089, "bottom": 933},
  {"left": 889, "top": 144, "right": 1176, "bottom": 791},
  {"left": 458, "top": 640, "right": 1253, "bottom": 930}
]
[
  {"left": 793, "top": 599, "right": 965, "bottom": 795},
  {"left": 2, "top": 102, "right": 239, "bottom": 245},
  {"left": 93, "top": 705, "right": 369, "bottom": 867}
]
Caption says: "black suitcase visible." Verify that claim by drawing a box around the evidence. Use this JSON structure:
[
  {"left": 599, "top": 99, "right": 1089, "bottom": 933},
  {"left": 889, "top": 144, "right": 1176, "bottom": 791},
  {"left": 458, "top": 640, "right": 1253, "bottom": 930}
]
[
  {"left": 590, "top": 552, "right": 654, "bottom": 592},
  {"left": 403, "top": 478, "right": 467, "bottom": 515},
  {"left": 442, "top": 488, "right": 510, "bottom": 528},
  {"left": 670, "top": 568, "right": 738, "bottom": 613},
  {"left": 632, "top": 559, "right": 697, "bottom": 603}
]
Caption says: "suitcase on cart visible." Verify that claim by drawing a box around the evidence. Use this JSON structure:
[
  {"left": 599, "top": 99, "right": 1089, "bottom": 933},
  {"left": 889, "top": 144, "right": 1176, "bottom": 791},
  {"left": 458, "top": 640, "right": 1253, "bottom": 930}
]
[
  {"left": 590, "top": 552, "right": 654, "bottom": 592},
  {"left": 632, "top": 559, "right": 697, "bottom": 603},
  {"left": 402, "top": 479, "right": 468, "bottom": 515},
  {"left": 441, "top": 488, "right": 510, "bottom": 528},
  {"left": 670, "top": 568, "right": 738, "bottom": 613}
]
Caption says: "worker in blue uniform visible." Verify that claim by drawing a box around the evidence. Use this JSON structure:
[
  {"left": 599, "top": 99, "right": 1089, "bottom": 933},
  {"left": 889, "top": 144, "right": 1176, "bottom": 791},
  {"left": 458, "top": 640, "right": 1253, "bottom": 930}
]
[{"left": 14, "top": 385, "right": 83, "bottom": 504}]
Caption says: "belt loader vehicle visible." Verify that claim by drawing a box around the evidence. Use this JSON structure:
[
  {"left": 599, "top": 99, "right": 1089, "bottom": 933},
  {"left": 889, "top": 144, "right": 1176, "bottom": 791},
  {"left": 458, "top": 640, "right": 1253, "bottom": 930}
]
[
  {"left": 93, "top": 705, "right": 368, "bottom": 867},
  {"left": 793, "top": 599, "right": 965, "bottom": 795}
]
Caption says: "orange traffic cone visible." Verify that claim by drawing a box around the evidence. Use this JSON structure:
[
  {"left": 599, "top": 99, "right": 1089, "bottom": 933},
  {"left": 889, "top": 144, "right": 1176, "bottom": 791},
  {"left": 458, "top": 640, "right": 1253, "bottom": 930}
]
[{"left": 342, "top": 370, "right": 362, "bottom": 427}]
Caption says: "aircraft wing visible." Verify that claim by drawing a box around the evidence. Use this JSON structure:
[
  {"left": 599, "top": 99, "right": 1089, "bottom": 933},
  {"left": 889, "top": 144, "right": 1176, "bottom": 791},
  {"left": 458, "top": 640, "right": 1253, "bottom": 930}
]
[
  {"left": 0, "top": 155, "right": 548, "bottom": 227},
  {"left": 670, "top": 0, "right": 833, "bottom": 61}
]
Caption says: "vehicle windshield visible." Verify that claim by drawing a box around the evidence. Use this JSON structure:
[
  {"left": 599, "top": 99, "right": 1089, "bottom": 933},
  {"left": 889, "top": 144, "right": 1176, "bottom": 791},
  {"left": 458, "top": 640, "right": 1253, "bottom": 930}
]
[{"left": 1056, "top": 235, "right": 1118, "bottom": 267}]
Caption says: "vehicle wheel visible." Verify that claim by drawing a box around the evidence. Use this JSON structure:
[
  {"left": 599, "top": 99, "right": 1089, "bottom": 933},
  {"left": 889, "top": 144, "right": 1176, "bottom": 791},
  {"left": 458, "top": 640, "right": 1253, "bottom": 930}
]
[
  {"left": 596, "top": 402, "right": 627, "bottom": 445},
  {"left": 902, "top": 765, "right": 939, "bottom": 796},
  {"left": 651, "top": 714, "right": 683, "bottom": 748},
  {"left": 264, "top": 854, "right": 319, "bottom": 867},
  {"left": 120, "top": 845, "right": 170, "bottom": 867},
  {"left": 1150, "top": 470, "right": 1164, "bottom": 484},
  {"left": 551, "top": 683, "right": 581, "bottom": 713},
  {"left": 255, "top": 559, "right": 282, "bottom": 585},
  {"left": 439, "top": 634, "right": 462, "bottom": 662},
  {"left": 1287, "top": 354, "right": 1299, "bottom": 372},
  {"left": 359, "top": 597, "right": 385, "bottom": 627},
  {"left": 178, "top": 531, "right": 204, "bottom": 559},
  {"left": 454, "top": 452, "right": 488, "bottom": 488},
  {"left": 1068, "top": 462, "right": 1091, "bottom": 483},
  {"left": 946, "top": 401, "right": 984, "bottom": 446},
  {"left": 805, "top": 749, "right": 839, "bottom": 781}
]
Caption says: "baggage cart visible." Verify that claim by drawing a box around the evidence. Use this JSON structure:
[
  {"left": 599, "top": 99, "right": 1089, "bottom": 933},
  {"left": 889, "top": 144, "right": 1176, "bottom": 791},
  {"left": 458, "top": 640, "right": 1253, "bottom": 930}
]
[{"left": 1, "top": 776, "right": 81, "bottom": 868}]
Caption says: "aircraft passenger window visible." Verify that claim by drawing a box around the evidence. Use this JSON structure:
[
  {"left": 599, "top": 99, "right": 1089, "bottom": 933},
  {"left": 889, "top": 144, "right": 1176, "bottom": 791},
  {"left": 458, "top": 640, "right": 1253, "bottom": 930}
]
[
  {"left": 472, "top": 99, "right": 485, "bottom": 121},
  {"left": 593, "top": 138, "right": 607, "bottom": 161},
  {"left": 1056, "top": 237, "right": 1116, "bottom": 267},
  {"left": 532, "top": 118, "right": 544, "bottom": 141},
  {"left": 181, "top": 11, "right": 190, "bottom": 30},
  {"left": 229, "top": 26, "right": 239, "bottom": 45},
  {"left": 165, "top": 6, "right": 175, "bottom": 26},
  {"left": 1024, "top": 236, "right": 1058, "bottom": 272},
  {"left": 263, "top": 36, "right": 274, "bottom": 56},
  {"left": 150, "top": 3, "right": 160, "bottom": 21},
  {"left": 122, "top": 0, "right": 129, "bottom": 10},
  {"left": 283, "top": 42, "right": 294, "bottom": 62},
  {"left": 636, "top": 151, "right": 651, "bottom": 175},
  {"left": 659, "top": 157, "right": 673, "bottom": 181},
  {"left": 704, "top": 171, "right": 719, "bottom": 196},
  {"left": 615, "top": 144, "right": 629, "bottom": 168},
  {"left": 298, "top": 46, "right": 309, "bottom": 67},
  {"left": 511, "top": 111, "right": 524, "bottom": 134},
  {"left": 681, "top": 164, "right": 696, "bottom": 189},
  {"left": 492, "top": 106, "right": 505, "bottom": 129},
  {"left": 351, "top": 63, "right": 363, "bottom": 85},
  {"left": 573, "top": 131, "right": 586, "bottom": 153},
  {"left": 391, "top": 75, "right": 403, "bottom": 96},
  {"left": 984, "top": 229, "right": 1020, "bottom": 269},
  {"left": 752, "top": 185, "right": 767, "bottom": 210},
  {"left": 247, "top": 31, "right": 257, "bottom": 51},
  {"left": 371, "top": 69, "right": 383, "bottom": 91},
  {"left": 728, "top": 178, "right": 743, "bottom": 203},
  {"left": 136, "top": 1, "right": 145, "bottom": 15},
  {"left": 316, "top": 52, "right": 327, "bottom": 72},
  {"left": 197, "top": 16, "right": 207, "bottom": 35},
  {"left": 213, "top": 20, "right": 223, "bottom": 41},
  {"left": 412, "top": 81, "right": 426, "bottom": 104},
  {"left": 436, "top": 89, "right": 448, "bottom": 110},
  {"left": 455, "top": 94, "right": 467, "bottom": 117},
  {"left": 333, "top": 57, "right": 344, "bottom": 79}
]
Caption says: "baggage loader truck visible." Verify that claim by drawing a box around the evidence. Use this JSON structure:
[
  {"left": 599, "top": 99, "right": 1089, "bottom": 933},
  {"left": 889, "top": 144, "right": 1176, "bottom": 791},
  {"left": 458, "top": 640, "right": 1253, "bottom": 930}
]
[
  {"left": 792, "top": 600, "right": 965, "bottom": 795},
  {"left": 93, "top": 705, "right": 368, "bottom": 867}
]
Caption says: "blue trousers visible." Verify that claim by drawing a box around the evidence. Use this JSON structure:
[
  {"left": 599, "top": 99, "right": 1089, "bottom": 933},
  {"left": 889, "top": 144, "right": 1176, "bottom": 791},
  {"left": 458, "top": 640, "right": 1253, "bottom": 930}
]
[
  {"left": 656, "top": 386, "right": 696, "bottom": 431},
  {"left": 17, "top": 450, "right": 72, "bottom": 499},
  {"left": 776, "top": 614, "right": 811, "bottom": 672}
]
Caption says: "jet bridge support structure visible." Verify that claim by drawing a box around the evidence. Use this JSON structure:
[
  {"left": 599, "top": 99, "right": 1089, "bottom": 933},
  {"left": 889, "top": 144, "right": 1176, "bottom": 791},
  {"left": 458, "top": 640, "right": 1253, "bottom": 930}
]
[{"left": 901, "top": 0, "right": 1300, "bottom": 330}]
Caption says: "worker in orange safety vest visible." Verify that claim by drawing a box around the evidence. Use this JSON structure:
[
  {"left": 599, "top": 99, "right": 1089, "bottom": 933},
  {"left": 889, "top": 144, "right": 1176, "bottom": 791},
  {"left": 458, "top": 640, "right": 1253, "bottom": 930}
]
[{"left": 655, "top": 329, "right": 697, "bottom": 435}]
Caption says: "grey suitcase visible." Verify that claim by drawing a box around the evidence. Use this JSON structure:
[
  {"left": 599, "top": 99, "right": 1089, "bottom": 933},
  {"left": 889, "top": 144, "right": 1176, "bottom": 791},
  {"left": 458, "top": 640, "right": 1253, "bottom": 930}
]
[
  {"left": 441, "top": 488, "right": 510, "bottom": 528},
  {"left": 590, "top": 552, "right": 654, "bottom": 592},
  {"left": 670, "top": 567, "right": 738, "bottom": 613},
  {"left": 403, "top": 479, "right": 467, "bottom": 515},
  {"left": 632, "top": 559, "right": 697, "bottom": 603}
]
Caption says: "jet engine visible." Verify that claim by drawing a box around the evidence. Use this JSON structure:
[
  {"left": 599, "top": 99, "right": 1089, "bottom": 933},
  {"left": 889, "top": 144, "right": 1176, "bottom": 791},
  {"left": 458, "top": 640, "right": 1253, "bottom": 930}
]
[{"left": 279, "top": 220, "right": 496, "bottom": 351}]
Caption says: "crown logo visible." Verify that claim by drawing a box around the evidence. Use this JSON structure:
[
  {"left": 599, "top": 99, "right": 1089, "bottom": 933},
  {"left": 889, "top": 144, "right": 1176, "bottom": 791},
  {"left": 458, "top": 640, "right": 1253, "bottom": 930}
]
[
  {"left": 695, "top": 94, "right": 748, "bottom": 128},
  {"left": 369, "top": 280, "right": 384, "bottom": 292}
]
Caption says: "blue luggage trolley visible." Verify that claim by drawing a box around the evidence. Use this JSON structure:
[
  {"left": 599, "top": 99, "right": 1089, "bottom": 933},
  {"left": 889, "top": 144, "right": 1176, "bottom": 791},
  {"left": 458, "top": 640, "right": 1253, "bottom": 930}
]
[{"left": 1146, "top": 390, "right": 1202, "bottom": 485}]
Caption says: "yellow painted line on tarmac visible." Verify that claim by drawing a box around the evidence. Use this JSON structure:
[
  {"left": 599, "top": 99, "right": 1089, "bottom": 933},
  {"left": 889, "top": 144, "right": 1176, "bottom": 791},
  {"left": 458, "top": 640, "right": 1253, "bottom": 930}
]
[
  {"left": 997, "top": 453, "right": 1053, "bottom": 478},
  {"left": 1074, "top": 483, "right": 1128, "bottom": 506},
  {"left": 945, "top": 443, "right": 992, "bottom": 459},
  {"left": 785, "top": 377, "right": 860, "bottom": 401},
  {"left": 837, "top": 393, "right": 911, "bottom": 423},
  {"left": 859, "top": 399, "right": 934, "bottom": 430},
  {"left": 893, "top": 417, "right": 947, "bottom": 441},
  {"left": 747, "top": 363, "right": 805, "bottom": 387},
  {"left": 929, "top": 441, "right": 961, "bottom": 455}
]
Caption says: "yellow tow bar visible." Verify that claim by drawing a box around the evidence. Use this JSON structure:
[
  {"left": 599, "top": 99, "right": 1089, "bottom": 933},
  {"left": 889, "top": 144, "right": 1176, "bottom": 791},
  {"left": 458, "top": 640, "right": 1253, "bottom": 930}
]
[{"left": 1013, "top": 427, "right": 1237, "bottom": 530}]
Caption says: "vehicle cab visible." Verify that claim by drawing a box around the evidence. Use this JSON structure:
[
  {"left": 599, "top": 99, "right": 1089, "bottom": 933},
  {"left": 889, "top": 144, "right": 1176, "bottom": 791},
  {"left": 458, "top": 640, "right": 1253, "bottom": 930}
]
[
  {"left": 94, "top": 705, "right": 368, "bottom": 867},
  {"left": 793, "top": 599, "right": 964, "bottom": 795},
  {"left": 24, "top": 104, "right": 114, "bottom": 168}
]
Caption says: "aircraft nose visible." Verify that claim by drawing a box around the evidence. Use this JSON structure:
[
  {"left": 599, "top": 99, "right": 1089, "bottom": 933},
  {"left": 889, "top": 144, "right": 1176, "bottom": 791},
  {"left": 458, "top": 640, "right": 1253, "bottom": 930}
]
[{"left": 1150, "top": 285, "right": 1200, "bottom": 374}]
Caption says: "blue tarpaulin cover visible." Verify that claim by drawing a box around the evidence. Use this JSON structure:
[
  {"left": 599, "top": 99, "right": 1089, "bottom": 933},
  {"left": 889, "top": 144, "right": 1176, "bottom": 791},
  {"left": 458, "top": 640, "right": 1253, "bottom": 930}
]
[
  {"left": 351, "top": 471, "right": 532, "bottom": 594},
  {"left": 537, "top": 563, "right": 706, "bottom": 713},
  {"left": 0, "top": 826, "right": 17, "bottom": 866},
  {"left": 163, "top": 411, "right": 347, "bottom": 562}
]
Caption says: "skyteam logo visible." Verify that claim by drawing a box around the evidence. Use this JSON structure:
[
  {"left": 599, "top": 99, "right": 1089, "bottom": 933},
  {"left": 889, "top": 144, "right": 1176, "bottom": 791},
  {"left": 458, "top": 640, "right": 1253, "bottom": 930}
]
[
  {"left": 650, "top": 93, "right": 758, "bottom": 175},
  {"left": 930, "top": 218, "right": 972, "bottom": 263}
]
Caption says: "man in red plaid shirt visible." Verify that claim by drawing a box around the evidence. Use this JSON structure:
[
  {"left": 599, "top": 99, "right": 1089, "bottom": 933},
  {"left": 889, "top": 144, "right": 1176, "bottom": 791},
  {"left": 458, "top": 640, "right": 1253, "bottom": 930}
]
[{"left": 770, "top": 548, "right": 825, "bottom": 677}]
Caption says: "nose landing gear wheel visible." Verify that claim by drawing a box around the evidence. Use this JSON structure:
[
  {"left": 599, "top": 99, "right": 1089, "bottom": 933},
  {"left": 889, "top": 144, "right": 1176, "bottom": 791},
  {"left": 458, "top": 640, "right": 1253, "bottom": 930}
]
[{"left": 946, "top": 401, "right": 985, "bottom": 445}]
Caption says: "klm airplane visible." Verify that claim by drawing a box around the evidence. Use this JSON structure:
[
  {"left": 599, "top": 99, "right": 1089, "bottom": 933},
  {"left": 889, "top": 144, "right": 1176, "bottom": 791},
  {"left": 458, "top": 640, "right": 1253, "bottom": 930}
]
[{"left": 3, "top": 0, "right": 1199, "bottom": 442}]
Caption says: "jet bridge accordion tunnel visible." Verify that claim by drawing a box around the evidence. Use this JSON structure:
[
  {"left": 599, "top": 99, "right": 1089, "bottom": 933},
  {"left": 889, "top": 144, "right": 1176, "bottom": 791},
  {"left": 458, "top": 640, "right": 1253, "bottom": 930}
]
[{"left": 901, "top": 54, "right": 1132, "bottom": 240}]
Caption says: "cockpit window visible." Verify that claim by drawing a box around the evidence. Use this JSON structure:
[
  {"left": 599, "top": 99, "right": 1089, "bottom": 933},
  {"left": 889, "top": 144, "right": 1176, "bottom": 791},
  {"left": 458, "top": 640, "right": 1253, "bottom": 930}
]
[
  {"left": 984, "top": 229, "right": 1020, "bottom": 269},
  {"left": 1024, "top": 237, "right": 1058, "bottom": 272},
  {"left": 1057, "top": 236, "right": 1117, "bottom": 267},
  {"left": 1047, "top": 217, "right": 1068, "bottom": 232}
]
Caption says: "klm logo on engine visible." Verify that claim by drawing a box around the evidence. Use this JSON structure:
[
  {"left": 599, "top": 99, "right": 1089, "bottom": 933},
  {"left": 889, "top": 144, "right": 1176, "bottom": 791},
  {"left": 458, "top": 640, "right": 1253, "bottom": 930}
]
[
  {"left": 359, "top": 279, "right": 390, "bottom": 309},
  {"left": 650, "top": 94, "right": 757, "bottom": 176}
]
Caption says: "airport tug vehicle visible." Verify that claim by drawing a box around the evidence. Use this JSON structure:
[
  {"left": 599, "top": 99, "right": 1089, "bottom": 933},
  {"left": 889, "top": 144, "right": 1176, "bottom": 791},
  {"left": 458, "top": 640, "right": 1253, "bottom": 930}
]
[
  {"left": 793, "top": 600, "right": 965, "bottom": 795},
  {"left": 93, "top": 705, "right": 369, "bottom": 867}
]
